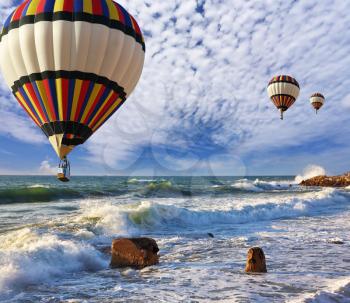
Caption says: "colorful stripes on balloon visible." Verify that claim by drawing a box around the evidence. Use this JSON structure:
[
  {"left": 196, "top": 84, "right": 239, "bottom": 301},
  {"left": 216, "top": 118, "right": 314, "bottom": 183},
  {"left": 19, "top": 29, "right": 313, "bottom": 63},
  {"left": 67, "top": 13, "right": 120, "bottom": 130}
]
[
  {"left": 1, "top": 0, "right": 145, "bottom": 49},
  {"left": 13, "top": 75, "right": 125, "bottom": 145},
  {"left": 268, "top": 75, "right": 300, "bottom": 88},
  {"left": 270, "top": 95, "right": 296, "bottom": 111}
]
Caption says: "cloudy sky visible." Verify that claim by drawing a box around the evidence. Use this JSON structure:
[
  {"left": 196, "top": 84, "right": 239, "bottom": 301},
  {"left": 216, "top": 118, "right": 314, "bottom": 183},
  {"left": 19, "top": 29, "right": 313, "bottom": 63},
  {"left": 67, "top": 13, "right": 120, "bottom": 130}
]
[{"left": 0, "top": 0, "right": 349, "bottom": 176}]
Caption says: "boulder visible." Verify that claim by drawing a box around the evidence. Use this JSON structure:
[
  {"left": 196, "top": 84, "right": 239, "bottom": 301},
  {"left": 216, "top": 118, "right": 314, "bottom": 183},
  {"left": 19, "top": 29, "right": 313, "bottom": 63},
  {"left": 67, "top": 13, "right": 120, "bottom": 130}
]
[
  {"left": 245, "top": 247, "right": 267, "bottom": 273},
  {"left": 300, "top": 173, "right": 350, "bottom": 187},
  {"left": 110, "top": 237, "right": 159, "bottom": 269}
]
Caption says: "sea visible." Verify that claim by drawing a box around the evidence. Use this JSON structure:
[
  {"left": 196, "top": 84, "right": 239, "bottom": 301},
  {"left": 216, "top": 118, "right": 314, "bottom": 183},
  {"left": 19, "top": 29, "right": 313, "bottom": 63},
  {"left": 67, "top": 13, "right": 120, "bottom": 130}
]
[{"left": 0, "top": 175, "right": 349, "bottom": 303}]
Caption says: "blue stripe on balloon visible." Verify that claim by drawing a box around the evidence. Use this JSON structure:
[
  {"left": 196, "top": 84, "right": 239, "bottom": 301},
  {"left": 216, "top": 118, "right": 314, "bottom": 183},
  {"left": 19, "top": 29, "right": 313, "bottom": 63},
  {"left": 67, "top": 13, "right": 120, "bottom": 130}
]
[
  {"left": 48, "top": 78, "right": 59, "bottom": 120},
  {"left": 32, "top": 81, "right": 50, "bottom": 122},
  {"left": 4, "top": 11, "right": 14, "bottom": 28},
  {"left": 100, "top": 0, "right": 110, "bottom": 18},
  {"left": 118, "top": 4, "right": 133, "bottom": 29},
  {"left": 44, "top": 0, "right": 55, "bottom": 13},
  {"left": 74, "top": 0, "right": 84, "bottom": 13}
]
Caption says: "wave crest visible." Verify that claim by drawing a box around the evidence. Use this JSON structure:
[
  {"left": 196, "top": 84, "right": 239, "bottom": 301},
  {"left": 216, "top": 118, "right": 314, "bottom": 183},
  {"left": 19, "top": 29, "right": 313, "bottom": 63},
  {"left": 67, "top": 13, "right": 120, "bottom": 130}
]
[
  {"left": 0, "top": 228, "right": 107, "bottom": 294},
  {"left": 77, "top": 188, "right": 349, "bottom": 235}
]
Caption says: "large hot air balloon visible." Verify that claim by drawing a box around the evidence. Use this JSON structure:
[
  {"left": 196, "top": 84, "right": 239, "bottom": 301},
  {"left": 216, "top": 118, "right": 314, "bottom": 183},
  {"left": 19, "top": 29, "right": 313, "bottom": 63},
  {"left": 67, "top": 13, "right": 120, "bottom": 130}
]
[
  {"left": 0, "top": 0, "right": 145, "bottom": 181},
  {"left": 310, "top": 93, "right": 325, "bottom": 114},
  {"left": 267, "top": 75, "right": 300, "bottom": 120}
]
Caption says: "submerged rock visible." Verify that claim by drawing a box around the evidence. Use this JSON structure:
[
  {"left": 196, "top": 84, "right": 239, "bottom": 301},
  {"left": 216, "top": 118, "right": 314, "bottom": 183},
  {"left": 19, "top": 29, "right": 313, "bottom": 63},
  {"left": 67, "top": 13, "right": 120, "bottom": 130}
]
[
  {"left": 110, "top": 238, "right": 159, "bottom": 269},
  {"left": 328, "top": 240, "right": 345, "bottom": 245},
  {"left": 245, "top": 247, "right": 267, "bottom": 273},
  {"left": 207, "top": 233, "right": 214, "bottom": 238},
  {"left": 300, "top": 172, "right": 350, "bottom": 187}
]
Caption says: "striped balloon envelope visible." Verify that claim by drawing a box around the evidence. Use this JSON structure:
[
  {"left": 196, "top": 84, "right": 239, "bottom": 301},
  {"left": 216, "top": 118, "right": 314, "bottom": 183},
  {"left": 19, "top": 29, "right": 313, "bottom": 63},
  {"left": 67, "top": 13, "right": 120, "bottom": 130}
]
[
  {"left": 0, "top": 0, "right": 145, "bottom": 159},
  {"left": 310, "top": 93, "right": 325, "bottom": 114},
  {"left": 267, "top": 75, "right": 300, "bottom": 120}
]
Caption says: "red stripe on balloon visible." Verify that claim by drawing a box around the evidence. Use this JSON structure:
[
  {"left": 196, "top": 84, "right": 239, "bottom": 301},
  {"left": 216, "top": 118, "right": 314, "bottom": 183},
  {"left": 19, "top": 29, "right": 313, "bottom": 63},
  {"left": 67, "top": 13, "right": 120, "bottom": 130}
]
[
  {"left": 114, "top": 3, "right": 125, "bottom": 24},
  {"left": 12, "top": 0, "right": 30, "bottom": 21},
  {"left": 61, "top": 78, "right": 69, "bottom": 120},
  {"left": 36, "top": 0, "right": 46, "bottom": 14},
  {"left": 25, "top": 83, "right": 48, "bottom": 124},
  {"left": 92, "top": 0, "right": 103, "bottom": 15},
  {"left": 63, "top": 0, "right": 74, "bottom": 13}
]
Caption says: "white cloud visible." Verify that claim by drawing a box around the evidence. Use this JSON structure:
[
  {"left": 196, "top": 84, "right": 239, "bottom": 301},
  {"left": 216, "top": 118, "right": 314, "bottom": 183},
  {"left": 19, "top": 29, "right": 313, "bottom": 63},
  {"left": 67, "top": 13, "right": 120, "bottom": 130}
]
[
  {"left": 86, "top": 0, "right": 350, "bottom": 172},
  {"left": 1, "top": 0, "right": 350, "bottom": 174},
  {"left": 39, "top": 160, "right": 56, "bottom": 175},
  {"left": 0, "top": 2, "right": 45, "bottom": 145}
]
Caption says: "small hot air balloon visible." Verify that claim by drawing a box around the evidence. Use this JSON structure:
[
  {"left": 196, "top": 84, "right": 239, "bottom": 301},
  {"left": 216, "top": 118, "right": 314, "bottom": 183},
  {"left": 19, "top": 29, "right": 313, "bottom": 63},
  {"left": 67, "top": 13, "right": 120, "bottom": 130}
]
[
  {"left": 310, "top": 93, "right": 325, "bottom": 114},
  {"left": 267, "top": 75, "right": 300, "bottom": 120},
  {"left": 0, "top": 0, "right": 145, "bottom": 181}
]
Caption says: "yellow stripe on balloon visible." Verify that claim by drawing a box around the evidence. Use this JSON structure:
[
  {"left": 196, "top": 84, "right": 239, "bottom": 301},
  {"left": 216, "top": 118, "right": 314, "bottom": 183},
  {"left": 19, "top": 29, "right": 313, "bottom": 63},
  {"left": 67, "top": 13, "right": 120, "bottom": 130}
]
[
  {"left": 15, "top": 92, "right": 41, "bottom": 126},
  {"left": 36, "top": 80, "right": 53, "bottom": 122},
  {"left": 92, "top": 97, "right": 123, "bottom": 132},
  {"left": 26, "top": 0, "right": 41, "bottom": 15},
  {"left": 106, "top": 0, "right": 119, "bottom": 20},
  {"left": 80, "top": 84, "right": 102, "bottom": 123},
  {"left": 56, "top": 78, "right": 63, "bottom": 120},
  {"left": 53, "top": 0, "right": 64, "bottom": 13},
  {"left": 87, "top": 90, "right": 114, "bottom": 128},
  {"left": 70, "top": 79, "right": 82, "bottom": 121},
  {"left": 22, "top": 85, "right": 45, "bottom": 124},
  {"left": 83, "top": 0, "right": 93, "bottom": 14}
]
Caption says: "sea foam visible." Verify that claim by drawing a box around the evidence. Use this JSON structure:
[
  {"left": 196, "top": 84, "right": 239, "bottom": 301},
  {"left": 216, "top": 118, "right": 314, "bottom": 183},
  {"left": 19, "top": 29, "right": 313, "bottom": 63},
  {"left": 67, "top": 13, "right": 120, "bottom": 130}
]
[
  {"left": 0, "top": 228, "right": 107, "bottom": 294},
  {"left": 77, "top": 188, "right": 349, "bottom": 234}
]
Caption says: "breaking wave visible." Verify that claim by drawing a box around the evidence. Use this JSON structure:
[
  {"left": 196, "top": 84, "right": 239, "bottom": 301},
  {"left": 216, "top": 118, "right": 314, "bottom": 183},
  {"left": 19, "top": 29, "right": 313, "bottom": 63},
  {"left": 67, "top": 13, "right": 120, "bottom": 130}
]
[
  {"left": 77, "top": 188, "right": 350, "bottom": 234},
  {"left": 0, "top": 228, "right": 107, "bottom": 295},
  {"left": 295, "top": 165, "right": 326, "bottom": 184}
]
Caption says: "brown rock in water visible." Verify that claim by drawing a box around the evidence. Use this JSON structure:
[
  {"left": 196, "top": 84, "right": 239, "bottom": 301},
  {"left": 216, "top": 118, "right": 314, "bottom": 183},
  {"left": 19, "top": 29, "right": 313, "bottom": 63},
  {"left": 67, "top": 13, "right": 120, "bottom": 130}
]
[
  {"left": 300, "top": 172, "right": 350, "bottom": 187},
  {"left": 245, "top": 247, "right": 267, "bottom": 273},
  {"left": 110, "top": 238, "right": 159, "bottom": 269}
]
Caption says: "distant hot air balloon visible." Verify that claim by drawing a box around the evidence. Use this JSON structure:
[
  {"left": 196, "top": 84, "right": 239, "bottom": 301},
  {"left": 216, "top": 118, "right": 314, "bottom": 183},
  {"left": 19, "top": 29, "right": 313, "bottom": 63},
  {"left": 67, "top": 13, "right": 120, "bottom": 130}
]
[
  {"left": 267, "top": 75, "right": 300, "bottom": 120},
  {"left": 310, "top": 93, "right": 325, "bottom": 114},
  {"left": 0, "top": 0, "right": 145, "bottom": 181}
]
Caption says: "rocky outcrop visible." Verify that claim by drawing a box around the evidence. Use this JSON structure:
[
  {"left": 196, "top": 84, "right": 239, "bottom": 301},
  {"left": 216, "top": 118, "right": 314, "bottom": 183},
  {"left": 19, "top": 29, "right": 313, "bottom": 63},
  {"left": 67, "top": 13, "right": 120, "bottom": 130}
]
[
  {"left": 245, "top": 247, "right": 267, "bottom": 273},
  {"left": 110, "top": 237, "right": 159, "bottom": 269},
  {"left": 300, "top": 172, "right": 350, "bottom": 187}
]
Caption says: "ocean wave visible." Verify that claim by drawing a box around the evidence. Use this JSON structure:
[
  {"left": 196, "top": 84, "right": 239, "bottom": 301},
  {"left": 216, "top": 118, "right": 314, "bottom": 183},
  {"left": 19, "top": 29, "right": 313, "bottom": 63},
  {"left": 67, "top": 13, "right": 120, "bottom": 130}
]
[
  {"left": 141, "top": 180, "right": 193, "bottom": 197},
  {"left": 288, "top": 277, "right": 350, "bottom": 303},
  {"left": 77, "top": 188, "right": 350, "bottom": 234},
  {"left": 27, "top": 184, "right": 51, "bottom": 189},
  {"left": 295, "top": 165, "right": 326, "bottom": 184},
  {"left": 0, "top": 228, "right": 107, "bottom": 294},
  {"left": 0, "top": 185, "right": 130, "bottom": 204},
  {"left": 0, "top": 187, "right": 84, "bottom": 204},
  {"left": 213, "top": 179, "right": 297, "bottom": 193},
  {"left": 127, "top": 178, "right": 158, "bottom": 184},
  {"left": 0, "top": 176, "right": 334, "bottom": 205}
]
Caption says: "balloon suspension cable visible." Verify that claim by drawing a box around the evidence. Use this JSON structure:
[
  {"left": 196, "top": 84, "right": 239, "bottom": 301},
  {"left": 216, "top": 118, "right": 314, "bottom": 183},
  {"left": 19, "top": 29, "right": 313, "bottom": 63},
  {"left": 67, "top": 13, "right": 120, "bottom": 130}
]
[{"left": 280, "top": 109, "right": 284, "bottom": 120}]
